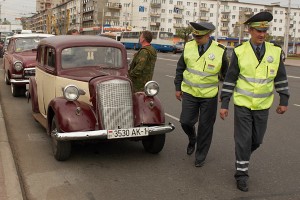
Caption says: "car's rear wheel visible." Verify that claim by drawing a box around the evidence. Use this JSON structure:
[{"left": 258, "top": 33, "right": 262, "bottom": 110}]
[
  {"left": 51, "top": 115, "right": 71, "bottom": 161},
  {"left": 11, "top": 84, "right": 25, "bottom": 97},
  {"left": 4, "top": 71, "right": 10, "bottom": 85},
  {"left": 142, "top": 134, "right": 166, "bottom": 154}
]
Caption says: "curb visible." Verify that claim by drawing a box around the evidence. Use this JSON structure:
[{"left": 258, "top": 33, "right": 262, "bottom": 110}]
[{"left": 0, "top": 104, "right": 23, "bottom": 200}]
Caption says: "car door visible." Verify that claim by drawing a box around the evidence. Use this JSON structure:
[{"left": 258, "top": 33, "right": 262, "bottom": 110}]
[{"left": 36, "top": 46, "right": 57, "bottom": 116}]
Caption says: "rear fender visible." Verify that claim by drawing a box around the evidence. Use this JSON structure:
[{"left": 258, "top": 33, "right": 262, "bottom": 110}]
[
  {"left": 29, "top": 77, "right": 39, "bottom": 113},
  {"left": 133, "top": 92, "right": 165, "bottom": 126},
  {"left": 47, "top": 98, "right": 97, "bottom": 134}
]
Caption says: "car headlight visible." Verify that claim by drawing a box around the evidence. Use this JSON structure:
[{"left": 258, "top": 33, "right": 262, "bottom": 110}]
[
  {"left": 63, "top": 85, "right": 85, "bottom": 101},
  {"left": 14, "top": 61, "right": 23, "bottom": 72},
  {"left": 144, "top": 81, "right": 159, "bottom": 96}
]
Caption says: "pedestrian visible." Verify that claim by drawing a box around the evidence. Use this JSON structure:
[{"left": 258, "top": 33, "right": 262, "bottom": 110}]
[
  {"left": 174, "top": 22, "right": 229, "bottom": 167},
  {"left": 67, "top": 29, "right": 80, "bottom": 35},
  {"left": 219, "top": 11, "right": 290, "bottom": 192},
  {"left": 128, "top": 30, "right": 157, "bottom": 92}
]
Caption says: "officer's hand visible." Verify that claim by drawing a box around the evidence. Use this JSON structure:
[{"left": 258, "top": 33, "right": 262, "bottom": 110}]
[
  {"left": 276, "top": 106, "right": 288, "bottom": 114},
  {"left": 220, "top": 109, "right": 229, "bottom": 120},
  {"left": 175, "top": 91, "right": 182, "bottom": 101}
]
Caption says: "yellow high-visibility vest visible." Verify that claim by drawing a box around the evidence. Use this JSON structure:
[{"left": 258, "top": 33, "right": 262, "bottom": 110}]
[
  {"left": 182, "top": 40, "right": 225, "bottom": 98},
  {"left": 234, "top": 41, "right": 281, "bottom": 110}
]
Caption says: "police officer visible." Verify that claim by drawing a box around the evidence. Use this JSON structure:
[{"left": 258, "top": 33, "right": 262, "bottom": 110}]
[
  {"left": 174, "top": 22, "right": 229, "bottom": 167},
  {"left": 219, "top": 12, "right": 290, "bottom": 192}
]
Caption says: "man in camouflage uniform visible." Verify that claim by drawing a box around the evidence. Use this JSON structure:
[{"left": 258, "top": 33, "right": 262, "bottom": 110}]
[{"left": 128, "top": 31, "right": 157, "bottom": 92}]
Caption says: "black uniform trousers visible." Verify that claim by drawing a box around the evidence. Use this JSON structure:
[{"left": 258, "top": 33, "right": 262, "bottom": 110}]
[
  {"left": 234, "top": 105, "right": 269, "bottom": 181},
  {"left": 180, "top": 92, "right": 218, "bottom": 162}
]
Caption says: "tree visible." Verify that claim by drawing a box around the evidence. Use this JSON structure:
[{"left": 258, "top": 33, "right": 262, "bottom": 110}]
[{"left": 175, "top": 26, "right": 193, "bottom": 44}]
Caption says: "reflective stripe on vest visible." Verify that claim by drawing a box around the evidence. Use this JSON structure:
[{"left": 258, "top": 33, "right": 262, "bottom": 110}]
[
  {"left": 181, "top": 40, "right": 224, "bottom": 98},
  {"left": 233, "top": 41, "right": 281, "bottom": 110}
]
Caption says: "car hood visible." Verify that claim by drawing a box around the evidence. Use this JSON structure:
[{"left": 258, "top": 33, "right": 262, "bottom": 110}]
[
  {"left": 60, "top": 68, "right": 126, "bottom": 82},
  {"left": 14, "top": 51, "right": 37, "bottom": 67}
]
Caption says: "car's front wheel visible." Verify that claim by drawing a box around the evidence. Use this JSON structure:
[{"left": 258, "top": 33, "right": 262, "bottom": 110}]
[
  {"left": 11, "top": 84, "right": 25, "bottom": 97},
  {"left": 142, "top": 134, "right": 166, "bottom": 154},
  {"left": 51, "top": 115, "right": 71, "bottom": 161}
]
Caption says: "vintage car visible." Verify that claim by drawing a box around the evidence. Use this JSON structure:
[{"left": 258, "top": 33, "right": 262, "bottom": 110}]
[
  {"left": 3, "top": 33, "right": 54, "bottom": 97},
  {"left": 28, "top": 35, "right": 175, "bottom": 161}
]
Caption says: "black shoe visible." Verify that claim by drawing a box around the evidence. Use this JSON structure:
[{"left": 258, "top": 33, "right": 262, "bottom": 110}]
[
  {"left": 187, "top": 142, "right": 195, "bottom": 155},
  {"left": 195, "top": 160, "right": 205, "bottom": 167},
  {"left": 236, "top": 180, "right": 248, "bottom": 192}
]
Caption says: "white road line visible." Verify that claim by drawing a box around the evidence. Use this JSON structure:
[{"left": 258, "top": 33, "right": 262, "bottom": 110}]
[
  {"left": 294, "top": 104, "right": 300, "bottom": 107},
  {"left": 165, "top": 113, "right": 179, "bottom": 121},
  {"left": 166, "top": 75, "right": 175, "bottom": 78},
  {"left": 287, "top": 75, "right": 300, "bottom": 79}
]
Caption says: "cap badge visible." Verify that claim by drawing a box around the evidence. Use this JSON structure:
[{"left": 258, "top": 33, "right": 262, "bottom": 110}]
[
  {"left": 267, "top": 56, "right": 274, "bottom": 63},
  {"left": 208, "top": 53, "right": 215, "bottom": 60}
]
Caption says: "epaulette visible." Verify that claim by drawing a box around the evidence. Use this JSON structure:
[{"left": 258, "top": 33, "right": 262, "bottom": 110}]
[
  {"left": 218, "top": 43, "right": 225, "bottom": 49},
  {"left": 273, "top": 43, "right": 282, "bottom": 49}
]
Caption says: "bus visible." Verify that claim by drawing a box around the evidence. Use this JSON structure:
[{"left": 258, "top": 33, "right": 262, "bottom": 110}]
[
  {"left": 98, "top": 32, "right": 122, "bottom": 41},
  {"left": 120, "top": 31, "right": 174, "bottom": 52}
]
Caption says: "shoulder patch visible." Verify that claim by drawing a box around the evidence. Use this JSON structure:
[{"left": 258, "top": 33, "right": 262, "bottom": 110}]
[{"left": 218, "top": 43, "right": 225, "bottom": 49}]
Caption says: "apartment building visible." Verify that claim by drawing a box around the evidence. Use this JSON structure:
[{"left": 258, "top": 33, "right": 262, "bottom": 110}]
[{"left": 25, "top": 0, "right": 300, "bottom": 45}]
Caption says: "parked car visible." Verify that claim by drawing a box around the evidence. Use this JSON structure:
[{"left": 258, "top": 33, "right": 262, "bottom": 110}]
[
  {"left": 3, "top": 33, "right": 54, "bottom": 97},
  {"left": 28, "top": 35, "right": 175, "bottom": 161},
  {"left": 0, "top": 36, "right": 13, "bottom": 58},
  {"left": 173, "top": 42, "right": 184, "bottom": 54}
]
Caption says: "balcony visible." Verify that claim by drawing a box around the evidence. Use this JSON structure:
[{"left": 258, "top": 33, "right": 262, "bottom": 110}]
[
  {"left": 107, "top": 2, "right": 122, "bottom": 9},
  {"left": 244, "top": 11, "right": 253, "bottom": 16},
  {"left": 200, "top": 16, "right": 209, "bottom": 21},
  {"left": 221, "top": 18, "right": 229, "bottom": 22},
  {"left": 221, "top": 9, "right": 231, "bottom": 14},
  {"left": 173, "top": 23, "right": 183, "bottom": 28},
  {"left": 174, "top": 14, "right": 183, "bottom": 19},
  {"left": 150, "top": 3, "right": 161, "bottom": 8},
  {"left": 174, "top": 5, "right": 184, "bottom": 10},
  {"left": 221, "top": 27, "right": 229, "bottom": 31},
  {"left": 150, "top": 12, "right": 161, "bottom": 17},
  {"left": 82, "top": 16, "right": 93, "bottom": 22},
  {"left": 83, "top": 7, "right": 95, "bottom": 14},
  {"left": 150, "top": 22, "right": 160, "bottom": 27},
  {"left": 200, "top": 7, "right": 209, "bottom": 12}
]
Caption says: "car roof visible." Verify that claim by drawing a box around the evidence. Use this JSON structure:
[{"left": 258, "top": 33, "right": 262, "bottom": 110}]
[
  {"left": 39, "top": 35, "right": 125, "bottom": 49},
  {"left": 11, "top": 33, "right": 55, "bottom": 38}
]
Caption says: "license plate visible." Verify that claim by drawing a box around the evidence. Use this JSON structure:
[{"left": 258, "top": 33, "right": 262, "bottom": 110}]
[{"left": 107, "top": 127, "right": 149, "bottom": 139}]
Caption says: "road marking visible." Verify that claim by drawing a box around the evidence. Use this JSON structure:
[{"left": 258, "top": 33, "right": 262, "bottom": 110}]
[
  {"left": 166, "top": 75, "right": 175, "bottom": 78},
  {"left": 287, "top": 75, "right": 300, "bottom": 79},
  {"left": 165, "top": 113, "right": 179, "bottom": 121},
  {"left": 294, "top": 104, "right": 300, "bottom": 107}
]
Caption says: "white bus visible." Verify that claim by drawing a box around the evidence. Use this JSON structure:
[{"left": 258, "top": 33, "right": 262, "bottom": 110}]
[{"left": 120, "top": 31, "right": 174, "bottom": 52}]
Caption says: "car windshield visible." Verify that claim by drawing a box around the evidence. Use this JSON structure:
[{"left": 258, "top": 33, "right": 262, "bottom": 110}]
[
  {"left": 15, "top": 37, "right": 44, "bottom": 52},
  {"left": 61, "top": 46, "right": 122, "bottom": 69}
]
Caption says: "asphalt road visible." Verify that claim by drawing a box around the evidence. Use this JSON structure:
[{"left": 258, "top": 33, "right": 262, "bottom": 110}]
[{"left": 0, "top": 53, "right": 300, "bottom": 200}]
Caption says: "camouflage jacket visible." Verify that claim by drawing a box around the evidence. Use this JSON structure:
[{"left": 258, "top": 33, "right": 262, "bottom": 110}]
[{"left": 128, "top": 45, "right": 157, "bottom": 92}]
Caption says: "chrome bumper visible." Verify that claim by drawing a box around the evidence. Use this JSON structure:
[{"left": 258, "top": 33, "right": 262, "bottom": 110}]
[
  {"left": 52, "top": 123, "right": 175, "bottom": 141},
  {"left": 10, "top": 79, "right": 29, "bottom": 84}
]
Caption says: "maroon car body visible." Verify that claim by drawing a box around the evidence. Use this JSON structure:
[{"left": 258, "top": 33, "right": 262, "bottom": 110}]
[
  {"left": 3, "top": 33, "right": 54, "bottom": 96},
  {"left": 29, "top": 35, "right": 175, "bottom": 161}
]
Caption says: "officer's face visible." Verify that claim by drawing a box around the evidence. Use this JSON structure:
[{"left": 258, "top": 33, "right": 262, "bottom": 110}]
[{"left": 249, "top": 28, "right": 268, "bottom": 46}]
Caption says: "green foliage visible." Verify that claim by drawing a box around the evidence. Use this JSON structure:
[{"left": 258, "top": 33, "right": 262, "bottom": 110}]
[{"left": 175, "top": 26, "right": 193, "bottom": 43}]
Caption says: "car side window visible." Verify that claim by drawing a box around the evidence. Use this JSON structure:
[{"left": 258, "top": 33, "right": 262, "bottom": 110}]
[
  {"left": 37, "top": 46, "right": 45, "bottom": 66},
  {"left": 45, "top": 47, "right": 55, "bottom": 68}
]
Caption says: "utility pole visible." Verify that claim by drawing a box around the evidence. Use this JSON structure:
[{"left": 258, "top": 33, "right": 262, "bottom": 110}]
[
  {"left": 0, "top": 0, "right": 5, "bottom": 24},
  {"left": 283, "top": 0, "right": 291, "bottom": 55},
  {"left": 215, "top": 0, "right": 220, "bottom": 42},
  {"left": 101, "top": 7, "right": 104, "bottom": 34}
]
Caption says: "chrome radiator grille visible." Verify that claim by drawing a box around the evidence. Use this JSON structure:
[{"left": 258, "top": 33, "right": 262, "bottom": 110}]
[{"left": 97, "top": 79, "right": 134, "bottom": 130}]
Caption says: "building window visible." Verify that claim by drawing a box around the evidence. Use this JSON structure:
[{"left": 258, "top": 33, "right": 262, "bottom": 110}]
[
  {"left": 168, "top": 19, "right": 172, "bottom": 23},
  {"left": 279, "top": 28, "right": 282, "bottom": 31},
  {"left": 169, "top": 0, "right": 173, "bottom": 4},
  {"left": 280, "top": 11, "right": 283, "bottom": 14},
  {"left": 233, "top": 6, "right": 236, "bottom": 10},
  {"left": 275, "top": 10, "right": 278, "bottom": 14},
  {"left": 210, "top": 4, "right": 214, "bottom": 8},
  {"left": 274, "top": 19, "right": 277, "bottom": 22},
  {"left": 161, "top": 18, "right": 165, "bottom": 22},
  {"left": 162, "top": 0, "right": 166, "bottom": 3},
  {"left": 210, "top": 13, "right": 213, "bottom": 17},
  {"left": 162, "top": 9, "right": 165, "bottom": 13},
  {"left": 168, "top": 28, "right": 171, "bottom": 32},
  {"left": 186, "top": 20, "right": 189, "bottom": 24},
  {"left": 187, "top": 2, "right": 190, "bottom": 6},
  {"left": 194, "top": 2, "right": 197, "bottom": 7},
  {"left": 279, "top": 19, "right": 282, "bottom": 23},
  {"left": 273, "top": 27, "right": 276, "bottom": 31},
  {"left": 177, "top": 1, "right": 183, "bottom": 5},
  {"left": 186, "top": 11, "right": 190, "bottom": 16},
  {"left": 169, "top": 10, "right": 173, "bottom": 14},
  {"left": 232, "top": 15, "right": 235, "bottom": 19}
]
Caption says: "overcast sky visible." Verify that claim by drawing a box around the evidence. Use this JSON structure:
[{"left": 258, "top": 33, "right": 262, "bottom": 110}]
[
  {"left": 1, "top": 0, "right": 299, "bottom": 25},
  {"left": 1, "top": 0, "right": 36, "bottom": 24}
]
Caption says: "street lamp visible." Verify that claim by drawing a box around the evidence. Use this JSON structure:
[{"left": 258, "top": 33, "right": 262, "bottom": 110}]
[{"left": 0, "top": 0, "right": 5, "bottom": 24}]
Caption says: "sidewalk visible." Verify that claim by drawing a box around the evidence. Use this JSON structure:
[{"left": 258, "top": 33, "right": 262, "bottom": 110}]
[
  {"left": 0, "top": 104, "right": 23, "bottom": 200},
  {"left": 285, "top": 58, "right": 300, "bottom": 66}
]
